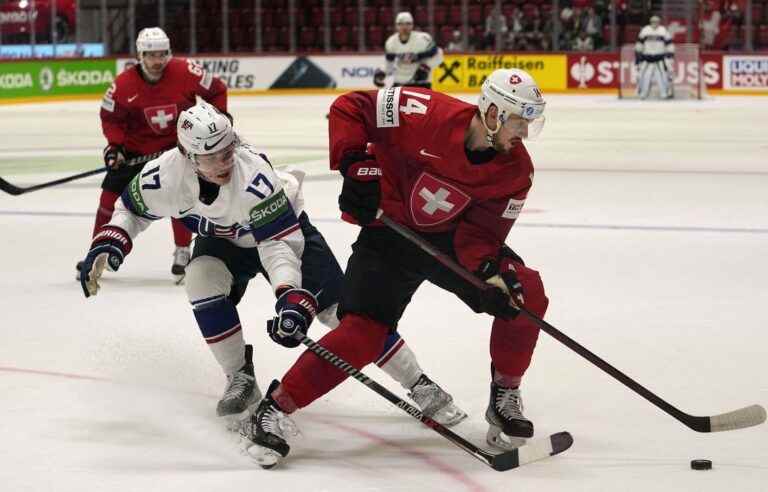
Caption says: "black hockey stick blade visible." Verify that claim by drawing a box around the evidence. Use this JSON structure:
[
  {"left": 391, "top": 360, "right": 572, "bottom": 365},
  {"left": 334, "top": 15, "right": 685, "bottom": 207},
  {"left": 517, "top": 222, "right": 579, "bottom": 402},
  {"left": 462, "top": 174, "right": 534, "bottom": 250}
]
[
  {"left": 481, "top": 431, "right": 574, "bottom": 471},
  {"left": 295, "top": 332, "right": 572, "bottom": 470},
  {"left": 0, "top": 152, "right": 162, "bottom": 196},
  {"left": 377, "top": 213, "right": 767, "bottom": 434}
]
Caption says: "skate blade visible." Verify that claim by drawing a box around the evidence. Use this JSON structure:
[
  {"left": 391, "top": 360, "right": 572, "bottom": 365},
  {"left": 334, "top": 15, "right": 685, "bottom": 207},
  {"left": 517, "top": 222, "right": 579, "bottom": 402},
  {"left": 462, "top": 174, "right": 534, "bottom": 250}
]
[
  {"left": 241, "top": 440, "right": 284, "bottom": 469},
  {"left": 487, "top": 426, "right": 527, "bottom": 451},
  {"left": 432, "top": 403, "right": 468, "bottom": 428},
  {"left": 173, "top": 274, "right": 185, "bottom": 286}
]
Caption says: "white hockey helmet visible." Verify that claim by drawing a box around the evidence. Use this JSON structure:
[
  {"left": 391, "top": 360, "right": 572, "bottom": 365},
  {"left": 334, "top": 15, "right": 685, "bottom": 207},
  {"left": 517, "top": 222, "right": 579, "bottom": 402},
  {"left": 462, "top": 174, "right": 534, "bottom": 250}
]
[
  {"left": 136, "top": 27, "right": 171, "bottom": 55},
  {"left": 177, "top": 101, "right": 237, "bottom": 162},
  {"left": 478, "top": 68, "right": 546, "bottom": 140},
  {"left": 395, "top": 11, "right": 414, "bottom": 25}
]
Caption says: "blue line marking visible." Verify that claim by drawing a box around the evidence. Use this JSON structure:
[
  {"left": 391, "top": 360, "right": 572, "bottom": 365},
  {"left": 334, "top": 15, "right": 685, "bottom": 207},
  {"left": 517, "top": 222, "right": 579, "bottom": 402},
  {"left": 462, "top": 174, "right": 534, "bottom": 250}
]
[{"left": 1, "top": 210, "right": 766, "bottom": 235}]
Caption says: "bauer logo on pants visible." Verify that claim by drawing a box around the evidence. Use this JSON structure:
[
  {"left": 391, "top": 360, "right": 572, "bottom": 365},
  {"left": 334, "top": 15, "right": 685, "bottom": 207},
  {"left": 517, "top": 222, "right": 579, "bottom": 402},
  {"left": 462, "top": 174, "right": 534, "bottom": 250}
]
[
  {"left": 144, "top": 104, "right": 178, "bottom": 135},
  {"left": 409, "top": 172, "right": 470, "bottom": 227}
]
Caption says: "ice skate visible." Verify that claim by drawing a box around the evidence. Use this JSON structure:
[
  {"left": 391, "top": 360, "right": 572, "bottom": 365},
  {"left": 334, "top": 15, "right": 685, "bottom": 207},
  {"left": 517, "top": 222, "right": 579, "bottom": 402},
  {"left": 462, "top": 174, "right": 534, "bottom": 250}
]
[
  {"left": 240, "top": 380, "right": 298, "bottom": 469},
  {"left": 217, "top": 344, "right": 261, "bottom": 431},
  {"left": 171, "top": 246, "right": 191, "bottom": 284},
  {"left": 485, "top": 382, "right": 534, "bottom": 450},
  {"left": 408, "top": 374, "right": 467, "bottom": 427}
]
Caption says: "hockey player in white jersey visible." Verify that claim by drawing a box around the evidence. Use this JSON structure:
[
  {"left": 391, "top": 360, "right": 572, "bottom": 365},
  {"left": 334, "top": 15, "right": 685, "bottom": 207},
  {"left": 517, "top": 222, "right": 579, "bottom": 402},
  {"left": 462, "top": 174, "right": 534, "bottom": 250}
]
[
  {"left": 78, "top": 101, "right": 466, "bottom": 430},
  {"left": 635, "top": 15, "right": 675, "bottom": 99},
  {"left": 373, "top": 11, "right": 444, "bottom": 89}
]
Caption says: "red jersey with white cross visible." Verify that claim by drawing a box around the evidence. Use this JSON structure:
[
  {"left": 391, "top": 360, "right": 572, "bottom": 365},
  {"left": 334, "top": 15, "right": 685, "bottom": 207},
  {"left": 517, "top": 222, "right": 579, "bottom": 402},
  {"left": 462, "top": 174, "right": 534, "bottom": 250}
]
[
  {"left": 100, "top": 57, "right": 228, "bottom": 155},
  {"left": 328, "top": 87, "right": 534, "bottom": 272}
]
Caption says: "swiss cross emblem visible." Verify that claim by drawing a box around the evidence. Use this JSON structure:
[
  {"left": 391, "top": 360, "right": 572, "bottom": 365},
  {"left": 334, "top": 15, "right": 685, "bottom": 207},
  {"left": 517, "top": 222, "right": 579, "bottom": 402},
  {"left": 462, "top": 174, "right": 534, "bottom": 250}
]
[
  {"left": 144, "top": 104, "right": 178, "bottom": 135},
  {"left": 509, "top": 74, "right": 522, "bottom": 84},
  {"left": 409, "top": 173, "right": 470, "bottom": 227}
]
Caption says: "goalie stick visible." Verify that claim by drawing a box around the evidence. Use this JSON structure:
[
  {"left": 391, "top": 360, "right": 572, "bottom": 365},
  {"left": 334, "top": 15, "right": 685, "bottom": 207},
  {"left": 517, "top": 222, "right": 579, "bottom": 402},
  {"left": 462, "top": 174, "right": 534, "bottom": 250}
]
[
  {"left": 294, "top": 332, "right": 573, "bottom": 471},
  {"left": 378, "top": 213, "right": 767, "bottom": 434},
  {"left": 0, "top": 151, "right": 163, "bottom": 196}
]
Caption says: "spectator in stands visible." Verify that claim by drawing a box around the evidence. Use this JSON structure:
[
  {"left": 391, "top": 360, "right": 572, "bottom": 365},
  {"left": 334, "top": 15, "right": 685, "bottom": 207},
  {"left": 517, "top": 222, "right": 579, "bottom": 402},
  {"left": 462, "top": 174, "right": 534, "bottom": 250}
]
[
  {"left": 446, "top": 30, "right": 468, "bottom": 52},
  {"left": 484, "top": 6, "right": 509, "bottom": 50},
  {"left": 507, "top": 8, "right": 525, "bottom": 50},
  {"left": 523, "top": 12, "right": 549, "bottom": 51},
  {"left": 573, "top": 30, "right": 595, "bottom": 51},
  {"left": 581, "top": 7, "right": 603, "bottom": 48},
  {"left": 560, "top": 6, "right": 578, "bottom": 49},
  {"left": 699, "top": 1, "right": 721, "bottom": 49}
]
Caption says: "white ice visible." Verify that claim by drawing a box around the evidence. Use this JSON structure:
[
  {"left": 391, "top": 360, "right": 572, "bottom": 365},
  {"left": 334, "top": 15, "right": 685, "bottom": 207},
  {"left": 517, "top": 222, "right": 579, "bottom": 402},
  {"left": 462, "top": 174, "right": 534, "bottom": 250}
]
[{"left": 0, "top": 94, "right": 766, "bottom": 492}]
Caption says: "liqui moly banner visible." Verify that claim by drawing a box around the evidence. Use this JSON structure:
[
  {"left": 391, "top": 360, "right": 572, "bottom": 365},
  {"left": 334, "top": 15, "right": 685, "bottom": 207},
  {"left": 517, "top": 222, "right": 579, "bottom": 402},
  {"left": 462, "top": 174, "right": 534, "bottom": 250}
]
[
  {"left": 723, "top": 56, "right": 768, "bottom": 91},
  {"left": 567, "top": 53, "right": 723, "bottom": 90}
]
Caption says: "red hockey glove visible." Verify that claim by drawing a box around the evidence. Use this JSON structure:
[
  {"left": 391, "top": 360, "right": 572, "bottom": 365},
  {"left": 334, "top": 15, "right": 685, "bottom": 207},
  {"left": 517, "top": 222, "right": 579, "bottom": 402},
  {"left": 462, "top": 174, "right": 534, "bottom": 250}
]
[
  {"left": 338, "top": 152, "right": 381, "bottom": 225},
  {"left": 103, "top": 144, "right": 126, "bottom": 170}
]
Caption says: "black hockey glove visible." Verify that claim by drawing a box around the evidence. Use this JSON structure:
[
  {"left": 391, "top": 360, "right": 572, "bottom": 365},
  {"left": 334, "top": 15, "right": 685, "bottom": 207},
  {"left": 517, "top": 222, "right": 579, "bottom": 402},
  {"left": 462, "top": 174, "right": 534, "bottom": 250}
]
[
  {"left": 267, "top": 288, "right": 318, "bottom": 348},
  {"left": 634, "top": 52, "right": 645, "bottom": 66},
  {"left": 338, "top": 152, "right": 381, "bottom": 225},
  {"left": 103, "top": 144, "right": 126, "bottom": 170},
  {"left": 475, "top": 248, "right": 525, "bottom": 319},
  {"left": 373, "top": 68, "right": 387, "bottom": 88},
  {"left": 80, "top": 226, "right": 133, "bottom": 298},
  {"left": 413, "top": 64, "right": 431, "bottom": 83}
]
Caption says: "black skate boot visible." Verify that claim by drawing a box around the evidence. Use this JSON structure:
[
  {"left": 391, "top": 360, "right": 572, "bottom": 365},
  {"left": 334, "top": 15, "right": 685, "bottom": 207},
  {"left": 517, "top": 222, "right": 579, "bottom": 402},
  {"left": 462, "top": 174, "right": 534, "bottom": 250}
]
[
  {"left": 217, "top": 344, "right": 262, "bottom": 430},
  {"left": 408, "top": 374, "right": 468, "bottom": 427},
  {"left": 485, "top": 381, "right": 534, "bottom": 450},
  {"left": 240, "top": 379, "right": 298, "bottom": 469}
]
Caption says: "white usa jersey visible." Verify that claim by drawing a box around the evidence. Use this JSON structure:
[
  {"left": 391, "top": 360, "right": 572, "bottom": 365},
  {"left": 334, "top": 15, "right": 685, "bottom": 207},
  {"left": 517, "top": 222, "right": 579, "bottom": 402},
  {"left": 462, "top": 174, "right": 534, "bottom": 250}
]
[
  {"left": 636, "top": 25, "right": 674, "bottom": 58},
  {"left": 109, "top": 144, "right": 306, "bottom": 290},
  {"left": 384, "top": 31, "right": 443, "bottom": 84}
]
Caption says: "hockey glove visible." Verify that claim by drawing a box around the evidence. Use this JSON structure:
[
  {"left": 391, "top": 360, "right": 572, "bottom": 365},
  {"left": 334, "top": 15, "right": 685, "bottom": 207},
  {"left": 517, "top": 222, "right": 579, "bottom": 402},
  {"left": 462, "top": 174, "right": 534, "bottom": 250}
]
[
  {"left": 338, "top": 152, "right": 381, "bottom": 225},
  {"left": 476, "top": 248, "right": 525, "bottom": 319},
  {"left": 373, "top": 68, "right": 387, "bottom": 88},
  {"left": 80, "top": 226, "right": 133, "bottom": 298},
  {"left": 634, "top": 52, "right": 645, "bottom": 66},
  {"left": 103, "top": 144, "right": 126, "bottom": 170},
  {"left": 413, "top": 64, "right": 431, "bottom": 83},
  {"left": 267, "top": 288, "right": 318, "bottom": 348}
]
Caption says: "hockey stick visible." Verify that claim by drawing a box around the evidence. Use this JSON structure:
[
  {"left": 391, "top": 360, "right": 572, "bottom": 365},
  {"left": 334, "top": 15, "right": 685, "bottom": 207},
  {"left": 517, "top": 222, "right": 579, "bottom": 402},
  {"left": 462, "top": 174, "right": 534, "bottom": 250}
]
[
  {"left": 378, "top": 213, "right": 767, "bottom": 433},
  {"left": 0, "top": 152, "right": 163, "bottom": 196},
  {"left": 294, "top": 331, "right": 573, "bottom": 471}
]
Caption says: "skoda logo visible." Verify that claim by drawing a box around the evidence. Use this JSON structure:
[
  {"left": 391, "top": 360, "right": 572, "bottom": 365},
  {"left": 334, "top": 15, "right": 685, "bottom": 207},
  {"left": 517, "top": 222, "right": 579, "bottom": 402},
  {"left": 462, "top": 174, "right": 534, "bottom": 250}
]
[{"left": 39, "top": 67, "right": 54, "bottom": 91}]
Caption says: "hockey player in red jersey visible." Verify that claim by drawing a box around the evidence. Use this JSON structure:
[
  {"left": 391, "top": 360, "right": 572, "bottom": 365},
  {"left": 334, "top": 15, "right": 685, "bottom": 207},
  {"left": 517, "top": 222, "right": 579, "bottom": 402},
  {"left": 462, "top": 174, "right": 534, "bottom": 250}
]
[
  {"left": 77, "top": 27, "right": 228, "bottom": 282},
  {"left": 240, "top": 68, "right": 549, "bottom": 468}
]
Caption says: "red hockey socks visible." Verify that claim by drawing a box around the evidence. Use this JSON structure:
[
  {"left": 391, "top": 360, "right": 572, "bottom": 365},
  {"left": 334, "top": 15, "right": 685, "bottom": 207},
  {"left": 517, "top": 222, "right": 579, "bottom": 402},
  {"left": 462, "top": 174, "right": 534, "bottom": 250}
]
[
  {"left": 275, "top": 313, "right": 390, "bottom": 411},
  {"left": 490, "top": 265, "right": 549, "bottom": 378}
]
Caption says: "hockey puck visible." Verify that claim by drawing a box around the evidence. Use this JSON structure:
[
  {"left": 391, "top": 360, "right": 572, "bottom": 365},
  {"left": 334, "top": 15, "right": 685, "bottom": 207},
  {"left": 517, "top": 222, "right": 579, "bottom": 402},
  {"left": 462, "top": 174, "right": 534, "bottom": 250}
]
[{"left": 690, "top": 459, "right": 712, "bottom": 470}]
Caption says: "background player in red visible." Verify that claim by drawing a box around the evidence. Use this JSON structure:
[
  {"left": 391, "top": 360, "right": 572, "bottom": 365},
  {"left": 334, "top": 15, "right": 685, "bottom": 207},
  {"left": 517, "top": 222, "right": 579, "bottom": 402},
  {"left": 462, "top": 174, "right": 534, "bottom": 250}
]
[
  {"left": 240, "top": 69, "right": 549, "bottom": 468},
  {"left": 77, "top": 27, "right": 228, "bottom": 282}
]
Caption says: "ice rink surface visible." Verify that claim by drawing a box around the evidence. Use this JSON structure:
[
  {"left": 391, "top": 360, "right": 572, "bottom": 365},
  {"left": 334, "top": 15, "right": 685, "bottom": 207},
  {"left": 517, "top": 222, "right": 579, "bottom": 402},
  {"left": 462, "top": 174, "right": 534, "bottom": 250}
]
[{"left": 1, "top": 93, "right": 766, "bottom": 492}]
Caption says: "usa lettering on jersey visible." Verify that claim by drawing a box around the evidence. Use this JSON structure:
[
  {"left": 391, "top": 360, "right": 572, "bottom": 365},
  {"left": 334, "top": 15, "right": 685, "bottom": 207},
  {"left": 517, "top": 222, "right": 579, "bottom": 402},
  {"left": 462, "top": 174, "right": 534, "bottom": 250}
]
[{"left": 376, "top": 86, "right": 401, "bottom": 128}]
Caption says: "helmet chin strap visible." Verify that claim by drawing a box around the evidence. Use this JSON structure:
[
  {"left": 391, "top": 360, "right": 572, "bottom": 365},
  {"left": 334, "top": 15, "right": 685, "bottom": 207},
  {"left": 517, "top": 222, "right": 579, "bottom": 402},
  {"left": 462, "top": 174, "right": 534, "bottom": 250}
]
[{"left": 480, "top": 109, "right": 505, "bottom": 147}]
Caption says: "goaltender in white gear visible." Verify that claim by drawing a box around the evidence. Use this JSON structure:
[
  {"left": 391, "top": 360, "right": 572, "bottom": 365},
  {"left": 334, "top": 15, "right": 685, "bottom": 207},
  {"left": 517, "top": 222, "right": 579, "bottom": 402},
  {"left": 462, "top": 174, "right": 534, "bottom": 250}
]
[
  {"left": 82, "top": 100, "right": 467, "bottom": 430},
  {"left": 374, "top": 11, "right": 444, "bottom": 88},
  {"left": 635, "top": 15, "right": 675, "bottom": 99}
]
